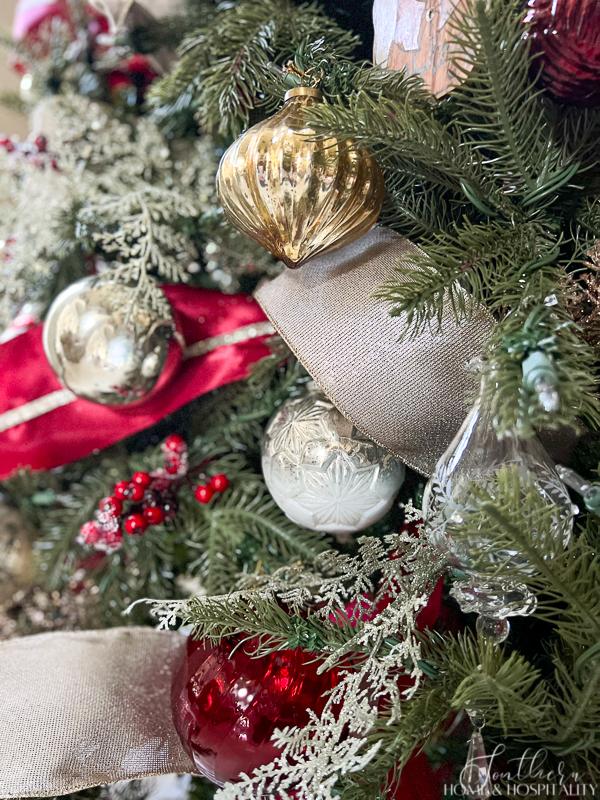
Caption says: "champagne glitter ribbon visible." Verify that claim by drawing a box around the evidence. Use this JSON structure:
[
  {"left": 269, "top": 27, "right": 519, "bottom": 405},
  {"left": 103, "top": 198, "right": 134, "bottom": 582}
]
[
  {"left": 0, "top": 628, "right": 195, "bottom": 798},
  {"left": 255, "top": 227, "right": 495, "bottom": 476}
]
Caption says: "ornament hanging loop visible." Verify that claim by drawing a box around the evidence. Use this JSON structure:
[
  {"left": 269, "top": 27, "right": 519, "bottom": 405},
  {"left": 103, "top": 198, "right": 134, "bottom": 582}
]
[{"left": 283, "top": 59, "right": 324, "bottom": 91}]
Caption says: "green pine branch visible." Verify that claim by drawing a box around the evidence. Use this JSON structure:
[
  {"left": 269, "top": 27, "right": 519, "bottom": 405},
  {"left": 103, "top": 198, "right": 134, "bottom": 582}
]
[
  {"left": 150, "top": 0, "right": 358, "bottom": 137},
  {"left": 375, "top": 220, "right": 556, "bottom": 333},
  {"left": 449, "top": 0, "right": 578, "bottom": 206},
  {"left": 308, "top": 91, "right": 498, "bottom": 211},
  {"left": 179, "top": 479, "right": 327, "bottom": 596},
  {"left": 485, "top": 291, "right": 600, "bottom": 434}
]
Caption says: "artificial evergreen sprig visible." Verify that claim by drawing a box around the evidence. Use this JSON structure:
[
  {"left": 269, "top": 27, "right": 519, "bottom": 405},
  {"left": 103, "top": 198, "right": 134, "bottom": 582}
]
[
  {"left": 146, "top": 515, "right": 444, "bottom": 670},
  {"left": 433, "top": 469, "right": 600, "bottom": 779},
  {"left": 149, "top": 0, "right": 359, "bottom": 137},
  {"left": 449, "top": 0, "right": 577, "bottom": 204}
]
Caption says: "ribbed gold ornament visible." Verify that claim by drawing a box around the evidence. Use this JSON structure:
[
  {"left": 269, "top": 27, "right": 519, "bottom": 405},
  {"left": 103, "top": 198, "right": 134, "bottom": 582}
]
[{"left": 216, "top": 87, "right": 385, "bottom": 268}]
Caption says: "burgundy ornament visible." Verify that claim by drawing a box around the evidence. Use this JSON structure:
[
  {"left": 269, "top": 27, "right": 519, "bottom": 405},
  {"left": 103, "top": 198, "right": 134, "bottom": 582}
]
[
  {"left": 171, "top": 637, "right": 340, "bottom": 786},
  {"left": 525, "top": 0, "right": 600, "bottom": 105}
]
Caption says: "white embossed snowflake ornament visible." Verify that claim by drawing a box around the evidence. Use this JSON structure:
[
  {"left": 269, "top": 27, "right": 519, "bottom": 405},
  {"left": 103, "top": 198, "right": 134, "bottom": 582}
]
[{"left": 262, "top": 387, "right": 405, "bottom": 534}]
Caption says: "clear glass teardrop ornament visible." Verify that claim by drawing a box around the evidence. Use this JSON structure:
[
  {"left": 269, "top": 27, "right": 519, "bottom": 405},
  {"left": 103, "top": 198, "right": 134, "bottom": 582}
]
[
  {"left": 422, "top": 377, "right": 573, "bottom": 621},
  {"left": 461, "top": 726, "right": 492, "bottom": 800}
]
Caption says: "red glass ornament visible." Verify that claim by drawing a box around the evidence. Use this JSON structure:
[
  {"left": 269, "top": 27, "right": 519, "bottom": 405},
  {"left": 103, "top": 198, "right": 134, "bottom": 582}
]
[
  {"left": 386, "top": 751, "right": 447, "bottom": 800},
  {"left": 124, "top": 513, "right": 147, "bottom": 535},
  {"left": 172, "top": 637, "right": 339, "bottom": 786},
  {"left": 210, "top": 473, "right": 230, "bottom": 493},
  {"left": 194, "top": 484, "right": 214, "bottom": 504},
  {"left": 132, "top": 470, "right": 152, "bottom": 488},
  {"left": 143, "top": 505, "right": 165, "bottom": 525},
  {"left": 525, "top": 0, "right": 600, "bottom": 105}
]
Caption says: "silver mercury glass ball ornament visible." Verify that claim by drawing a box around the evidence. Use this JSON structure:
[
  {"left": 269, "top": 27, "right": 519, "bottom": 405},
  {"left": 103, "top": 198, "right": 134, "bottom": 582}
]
[
  {"left": 43, "top": 276, "right": 183, "bottom": 405},
  {"left": 262, "top": 385, "right": 406, "bottom": 535}
]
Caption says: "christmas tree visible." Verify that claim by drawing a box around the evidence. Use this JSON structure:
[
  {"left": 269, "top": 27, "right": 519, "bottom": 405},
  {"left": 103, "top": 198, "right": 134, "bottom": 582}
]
[{"left": 0, "top": 1, "right": 599, "bottom": 799}]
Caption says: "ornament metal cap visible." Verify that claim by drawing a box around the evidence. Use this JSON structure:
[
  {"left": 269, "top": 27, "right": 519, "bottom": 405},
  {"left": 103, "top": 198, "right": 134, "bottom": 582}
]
[{"left": 284, "top": 86, "right": 322, "bottom": 102}]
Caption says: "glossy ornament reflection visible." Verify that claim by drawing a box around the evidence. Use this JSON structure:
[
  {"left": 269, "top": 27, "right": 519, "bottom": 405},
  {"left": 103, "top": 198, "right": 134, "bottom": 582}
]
[
  {"left": 525, "top": 0, "right": 600, "bottom": 106},
  {"left": 262, "top": 385, "right": 405, "bottom": 534},
  {"left": 171, "top": 636, "right": 339, "bottom": 786},
  {"left": 43, "top": 276, "right": 182, "bottom": 405},
  {"left": 216, "top": 87, "right": 385, "bottom": 268}
]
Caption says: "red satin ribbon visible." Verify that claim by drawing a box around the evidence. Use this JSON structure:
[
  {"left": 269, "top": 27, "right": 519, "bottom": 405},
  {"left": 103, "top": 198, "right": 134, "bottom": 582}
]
[{"left": 0, "top": 285, "right": 271, "bottom": 479}]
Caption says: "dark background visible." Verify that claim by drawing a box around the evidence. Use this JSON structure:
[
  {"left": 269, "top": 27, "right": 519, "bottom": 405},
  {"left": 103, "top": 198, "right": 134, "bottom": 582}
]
[{"left": 321, "top": 0, "right": 375, "bottom": 59}]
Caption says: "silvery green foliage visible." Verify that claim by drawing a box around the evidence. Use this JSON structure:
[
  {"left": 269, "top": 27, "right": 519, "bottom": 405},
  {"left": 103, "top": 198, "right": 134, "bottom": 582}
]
[
  {"left": 216, "top": 677, "right": 381, "bottom": 800},
  {"left": 144, "top": 507, "right": 445, "bottom": 800},
  {"left": 0, "top": 94, "right": 206, "bottom": 324}
]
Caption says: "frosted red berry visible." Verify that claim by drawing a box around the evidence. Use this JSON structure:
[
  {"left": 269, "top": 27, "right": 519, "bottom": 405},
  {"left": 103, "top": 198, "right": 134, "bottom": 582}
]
[
  {"left": 165, "top": 458, "right": 181, "bottom": 475},
  {"left": 132, "top": 470, "right": 152, "bottom": 488},
  {"left": 129, "top": 483, "right": 145, "bottom": 502},
  {"left": 164, "top": 434, "right": 186, "bottom": 453},
  {"left": 127, "top": 53, "right": 152, "bottom": 73},
  {"left": 114, "top": 480, "right": 130, "bottom": 499},
  {"left": 103, "top": 529, "right": 123, "bottom": 550},
  {"left": 210, "top": 473, "right": 230, "bottom": 493},
  {"left": 143, "top": 505, "right": 165, "bottom": 525},
  {"left": 34, "top": 135, "right": 47, "bottom": 152},
  {"left": 124, "top": 513, "right": 148, "bottom": 535},
  {"left": 79, "top": 520, "right": 101, "bottom": 545},
  {"left": 194, "top": 484, "right": 214, "bottom": 504},
  {"left": 98, "top": 496, "right": 122, "bottom": 515}
]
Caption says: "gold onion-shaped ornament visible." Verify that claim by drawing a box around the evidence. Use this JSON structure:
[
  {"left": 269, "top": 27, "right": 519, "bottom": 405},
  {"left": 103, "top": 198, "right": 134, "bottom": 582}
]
[{"left": 216, "top": 87, "right": 385, "bottom": 268}]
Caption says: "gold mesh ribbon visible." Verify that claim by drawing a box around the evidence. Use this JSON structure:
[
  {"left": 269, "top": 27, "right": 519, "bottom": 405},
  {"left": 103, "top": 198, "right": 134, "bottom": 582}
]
[
  {"left": 255, "top": 227, "right": 495, "bottom": 476},
  {"left": 0, "top": 628, "right": 195, "bottom": 798}
]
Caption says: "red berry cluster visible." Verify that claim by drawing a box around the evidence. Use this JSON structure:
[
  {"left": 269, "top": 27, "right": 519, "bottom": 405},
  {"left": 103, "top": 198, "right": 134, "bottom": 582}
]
[
  {"left": 78, "top": 433, "right": 231, "bottom": 553},
  {"left": 0, "top": 133, "right": 58, "bottom": 170},
  {"left": 194, "top": 473, "right": 230, "bottom": 504},
  {"left": 78, "top": 468, "right": 179, "bottom": 552}
]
